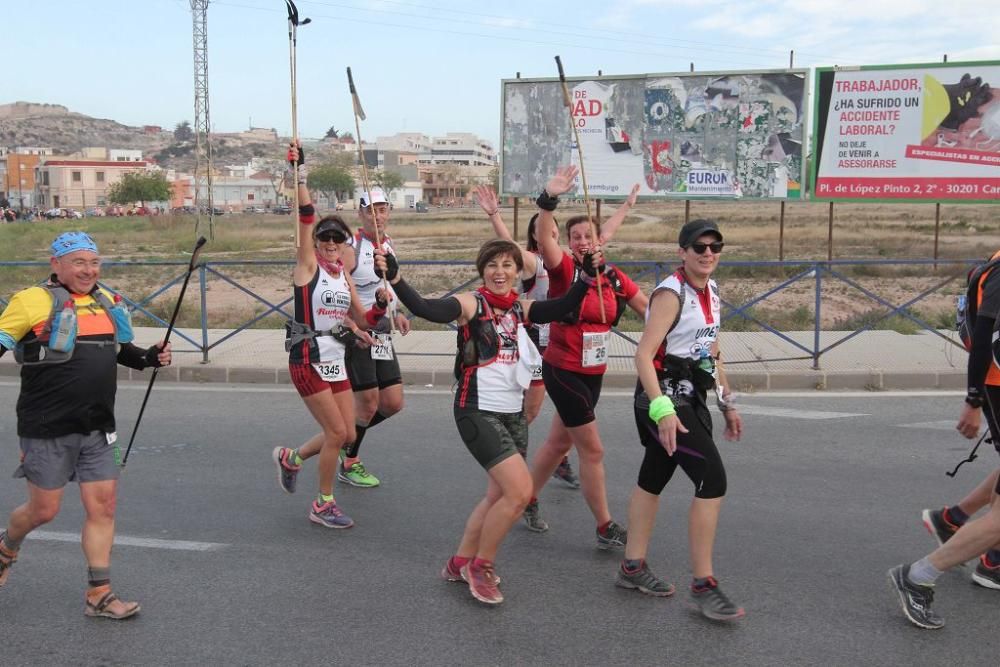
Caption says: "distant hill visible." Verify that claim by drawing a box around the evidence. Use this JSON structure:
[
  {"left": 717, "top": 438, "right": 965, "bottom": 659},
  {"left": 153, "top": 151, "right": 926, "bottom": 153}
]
[{"left": 0, "top": 102, "right": 287, "bottom": 171}]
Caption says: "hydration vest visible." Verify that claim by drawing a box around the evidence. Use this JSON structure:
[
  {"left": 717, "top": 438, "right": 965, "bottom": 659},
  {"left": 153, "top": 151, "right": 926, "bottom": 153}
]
[
  {"left": 14, "top": 282, "right": 132, "bottom": 366},
  {"left": 454, "top": 292, "right": 525, "bottom": 380},
  {"left": 560, "top": 266, "right": 629, "bottom": 326},
  {"left": 958, "top": 254, "right": 1000, "bottom": 351}
]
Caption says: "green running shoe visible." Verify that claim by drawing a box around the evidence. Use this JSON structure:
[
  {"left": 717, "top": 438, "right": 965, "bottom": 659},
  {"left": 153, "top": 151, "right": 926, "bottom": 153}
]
[{"left": 338, "top": 460, "right": 381, "bottom": 488}]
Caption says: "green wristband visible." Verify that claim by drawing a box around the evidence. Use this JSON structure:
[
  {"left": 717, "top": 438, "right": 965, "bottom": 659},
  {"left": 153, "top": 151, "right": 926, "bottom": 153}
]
[{"left": 648, "top": 395, "right": 675, "bottom": 423}]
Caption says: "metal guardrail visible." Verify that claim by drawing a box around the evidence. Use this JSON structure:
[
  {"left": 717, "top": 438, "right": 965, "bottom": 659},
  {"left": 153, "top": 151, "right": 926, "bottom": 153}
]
[{"left": 0, "top": 258, "right": 976, "bottom": 368}]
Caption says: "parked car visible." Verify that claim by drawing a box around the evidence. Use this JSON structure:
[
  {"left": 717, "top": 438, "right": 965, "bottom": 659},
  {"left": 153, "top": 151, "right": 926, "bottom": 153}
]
[
  {"left": 414, "top": 201, "right": 429, "bottom": 213},
  {"left": 272, "top": 205, "right": 293, "bottom": 215},
  {"left": 243, "top": 206, "right": 266, "bottom": 214},
  {"left": 84, "top": 207, "right": 105, "bottom": 217}
]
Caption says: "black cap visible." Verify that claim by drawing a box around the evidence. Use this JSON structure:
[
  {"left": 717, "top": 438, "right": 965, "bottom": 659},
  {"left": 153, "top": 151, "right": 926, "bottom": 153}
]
[
  {"left": 678, "top": 219, "right": 722, "bottom": 248},
  {"left": 314, "top": 217, "right": 350, "bottom": 241}
]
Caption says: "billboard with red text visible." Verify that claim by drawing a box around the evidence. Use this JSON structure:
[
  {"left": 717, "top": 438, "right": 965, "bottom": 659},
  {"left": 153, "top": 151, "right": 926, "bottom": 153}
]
[
  {"left": 501, "top": 69, "right": 808, "bottom": 200},
  {"left": 811, "top": 61, "right": 1000, "bottom": 202}
]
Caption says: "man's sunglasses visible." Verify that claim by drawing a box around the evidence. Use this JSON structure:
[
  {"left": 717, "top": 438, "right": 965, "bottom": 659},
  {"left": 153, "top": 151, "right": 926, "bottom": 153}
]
[
  {"left": 688, "top": 241, "right": 724, "bottom": 254},
  {"left": 316, "top": 231, "right": 347, "bottom": 243}
]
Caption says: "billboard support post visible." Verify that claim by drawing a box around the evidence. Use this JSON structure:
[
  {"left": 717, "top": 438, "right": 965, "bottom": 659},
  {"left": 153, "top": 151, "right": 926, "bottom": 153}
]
[
  {"left": 934, "top": 204, "right": 941, "bottom": 270},
  {"left": 827, "top": 202, "right": 834, "bottom": 262},
  {"left": 513, "top": 198, "right": 519, "bottom": 240},
  {"left": 779, "top": 201, "right": 786, "bottom": 261},
  {"left": 596, "top": 199, "right": 602, "bottom": 223},
  {"left": 684, "top": 200, "right": 690, "bottom": 225}
]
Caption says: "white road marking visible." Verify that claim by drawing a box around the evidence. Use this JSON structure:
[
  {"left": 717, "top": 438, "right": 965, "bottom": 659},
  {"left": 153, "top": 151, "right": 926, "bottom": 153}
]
[
  {"left": 28, "top": 530, "right": 226, "bottom": 552},
  {"left": 734, "top": 405, "right": 868, "bottom": 420},
  {"left": 899, "top": 420, "right": 957, "bottom": 431}
]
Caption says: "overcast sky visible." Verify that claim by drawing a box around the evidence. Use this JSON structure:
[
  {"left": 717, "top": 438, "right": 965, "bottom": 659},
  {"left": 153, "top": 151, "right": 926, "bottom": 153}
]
[{"left": 5, "top": 0, "right": 998, "bottom": 145}]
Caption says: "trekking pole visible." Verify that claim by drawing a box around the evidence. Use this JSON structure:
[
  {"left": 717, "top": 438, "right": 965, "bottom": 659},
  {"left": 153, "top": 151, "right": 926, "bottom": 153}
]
[
  {"left": 285, "top": 0, "right": 311, "bottom": 248},
  {"left": 946, "top": 431, "right": 990, "bottom": 478},
  {"left": 555, "top": 55, "right": 605, "bottom": 323},
  {"left": 347, "top": 66, "right": 396, "bottom": 333},
  {"left": 121, "top": 237, "right": 208, "bottom": 468}
]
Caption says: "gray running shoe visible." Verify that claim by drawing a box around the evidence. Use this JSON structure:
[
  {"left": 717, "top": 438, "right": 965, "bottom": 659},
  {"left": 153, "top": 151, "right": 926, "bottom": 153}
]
[
  {"left": 888, "top": 564, "right": 944, "bottom": 629},
  {"left": 523, "top": 501, "right": 549, "bottom": 533},
  {"left": 971, "top": 555, "right": 1000, "bottom": 590},
  {"left": 309, "top": 499, "right": 354, "bottom": 529},
  {"left": 552, "top": 458, "right": 581, "bottom": 489},
  {"left": 616, "top": 561, "right": 675, "bottom": 597},
  {"left": 922, "top": 508, "right": 959, "bottom": 548},
  {"left": 596, "top": 521, "right": 627, "bottom": 550},
  {"left": 272, "top": 446, "right": 300, "bottom": 494},
  {"left": 690, "top": 577, "right": 745, "bottom": 621}
]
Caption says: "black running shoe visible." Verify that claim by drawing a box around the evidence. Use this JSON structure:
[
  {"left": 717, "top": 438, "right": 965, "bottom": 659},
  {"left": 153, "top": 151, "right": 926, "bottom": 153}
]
[
  {"left": 689, "top": 577, "right": 744, "bottom": 621},
  {"left": 888, "top": 564, "right": 944, "bottom": 629},
  {"left": 616, "top": 561, "right": 675, "bottom": 597},
  {"left": 596, "top": 521, "right": 627, "bottom": 550},
  {"left": 971, "top": 555, "right": 1000, "bottom": 590},
  {"left": 921, "top": 508, "right": 959, "bottom": 548}
]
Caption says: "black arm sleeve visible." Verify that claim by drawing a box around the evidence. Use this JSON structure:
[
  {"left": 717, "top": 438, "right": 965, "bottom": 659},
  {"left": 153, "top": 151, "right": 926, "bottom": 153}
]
[
  {"left": 967, "top": 314, "right": 995, "bottom": 396},
  {"left": 392, "top": 278, "right": 462, "bottom": 324},
  {"left": 526, "top": 277, "right": 589, "bottom": 324},
  {"left": 117, "top": 342, "right": 149, "bottom": 371}
]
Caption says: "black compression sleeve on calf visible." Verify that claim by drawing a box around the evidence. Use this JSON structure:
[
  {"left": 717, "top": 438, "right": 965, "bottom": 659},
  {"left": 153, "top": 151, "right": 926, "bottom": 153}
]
[
  {"left": 344, "top": 424, "right": 366, "bottom": 458},
  {"left": 392, "top": 278, "right": 462, "bottom": 324},
  {"left": 344, "top": 411, "right": 389, "bottom": 458},
  {"left": 527, "top": 278, "right": 589, "bottom": 324},
  {"left": 967, "top": 315, "right": 995, "bottom": 397}
]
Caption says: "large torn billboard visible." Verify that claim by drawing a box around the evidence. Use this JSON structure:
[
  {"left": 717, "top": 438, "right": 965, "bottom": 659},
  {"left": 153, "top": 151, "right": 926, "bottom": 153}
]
[
  {"left": 501, "top": 69, "right": 808, "bottom": 200},
  {"left": 811, "top": 61, "right": 1000, "bottom": 202}
]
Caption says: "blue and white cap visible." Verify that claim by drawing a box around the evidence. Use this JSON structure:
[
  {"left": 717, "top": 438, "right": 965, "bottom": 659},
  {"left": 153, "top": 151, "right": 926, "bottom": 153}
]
[{"left": 51, "top": 231, "right": 99, "bottom": 258}]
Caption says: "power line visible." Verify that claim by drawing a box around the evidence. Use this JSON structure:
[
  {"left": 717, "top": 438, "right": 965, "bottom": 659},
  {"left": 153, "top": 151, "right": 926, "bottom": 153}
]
[
  {"left": 298, "top": 0, "right": 854, "bottom": 64},
  {"left": 209, "top": 0, "right": 787, "bottom": 68}
]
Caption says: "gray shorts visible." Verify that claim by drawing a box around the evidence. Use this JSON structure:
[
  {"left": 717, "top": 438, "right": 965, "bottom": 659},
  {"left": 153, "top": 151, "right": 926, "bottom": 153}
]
[
  {"left": 453, "top": 407, "right": 528, "bottom": 471},
  {"left": 15, "top": 431, "right": 120, "bottom": 489}
]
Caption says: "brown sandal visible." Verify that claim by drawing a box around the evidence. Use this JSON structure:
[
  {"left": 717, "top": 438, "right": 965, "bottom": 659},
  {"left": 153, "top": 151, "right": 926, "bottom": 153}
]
[
  {"left": 0, "top": 540, "right": 17, "bottom": 588},
  {"left": 85, "top": 587, "right": 141, "bottom": 620}
]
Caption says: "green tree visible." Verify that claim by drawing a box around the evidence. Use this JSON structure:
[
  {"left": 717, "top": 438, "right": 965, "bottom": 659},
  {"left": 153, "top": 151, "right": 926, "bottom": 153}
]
[
  {"left": 371, "top": 170, "right": 405, "bottom": 200},
  {"left": 107, "top": 171, "right": 172, "bottom": 207},
  {"left": 174, "top": 121, "right": 193, "bottom": 143},
  {"left": 324, "top": 125, "right": 339, "bottom": 139},
  {"left": 308, "top": 163, "right": 355, "bottom": 206},
  {"left": 487, "top": 166, "right": 500, "bottom": 192}
]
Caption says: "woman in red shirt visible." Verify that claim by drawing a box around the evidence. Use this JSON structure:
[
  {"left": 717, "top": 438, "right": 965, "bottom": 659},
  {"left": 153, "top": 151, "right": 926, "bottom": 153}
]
[{"left": 527, "top": 165, "right": 648, "bottom": 549}]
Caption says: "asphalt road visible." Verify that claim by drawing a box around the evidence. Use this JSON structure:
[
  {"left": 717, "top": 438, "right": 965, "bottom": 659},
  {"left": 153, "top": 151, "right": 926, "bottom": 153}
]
[{"left": 0, "top": 382, "right": 996, "bottom": 666}]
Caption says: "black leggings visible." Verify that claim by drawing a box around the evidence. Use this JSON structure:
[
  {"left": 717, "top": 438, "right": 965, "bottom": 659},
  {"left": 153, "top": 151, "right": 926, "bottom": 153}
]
[
  {"left": 634, "top": 401, "right": 727, "bottom": 499},
  {"left": 542, "top": 361, "right": 603, "bottom": 428}
]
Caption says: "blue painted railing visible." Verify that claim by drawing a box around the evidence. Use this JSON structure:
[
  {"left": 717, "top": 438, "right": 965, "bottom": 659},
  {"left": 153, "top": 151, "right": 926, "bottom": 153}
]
[{"left": 0, "top": 258, "right": 974, "bottom": 369}]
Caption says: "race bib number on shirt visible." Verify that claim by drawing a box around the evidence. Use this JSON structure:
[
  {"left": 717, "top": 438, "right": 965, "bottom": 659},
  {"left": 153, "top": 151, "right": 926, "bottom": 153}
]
[
  {"left": 581, "top": 331, "right": 609, "bottom": 368},
  {"left": 370, "top": 332, "right": 394, "bottom": 361},
  {"left": 313, "top": 362, "right": 346, "bottom": 382},
  {"left": 538, "top": 323, "right": 550, "bottom": 348}
]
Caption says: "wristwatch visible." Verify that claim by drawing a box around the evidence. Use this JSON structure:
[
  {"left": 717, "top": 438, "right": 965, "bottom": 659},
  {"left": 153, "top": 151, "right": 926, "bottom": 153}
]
[{"left": 965, "top": 394, "right": 985, "bottom": 409}]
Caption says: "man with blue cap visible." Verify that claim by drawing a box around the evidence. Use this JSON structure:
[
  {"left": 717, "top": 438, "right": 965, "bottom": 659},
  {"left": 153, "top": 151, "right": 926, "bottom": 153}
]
[{"left": 0, "top": 231, "right": 171, "bottom": 620}]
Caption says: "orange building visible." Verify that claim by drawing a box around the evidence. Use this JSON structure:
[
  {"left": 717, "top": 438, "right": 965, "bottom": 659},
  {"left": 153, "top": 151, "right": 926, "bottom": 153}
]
[{"left": 4, "top": 153, "right": 41, "bottom": 206}]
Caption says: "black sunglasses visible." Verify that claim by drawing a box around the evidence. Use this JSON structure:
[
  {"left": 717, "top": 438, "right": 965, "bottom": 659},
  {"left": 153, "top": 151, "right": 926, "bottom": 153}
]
[
  {"left": 688, "top": 241, "right": 724, "bottom": 254},
  {"left": 316, "top": 231, "right": 347, "bottom": 243}
]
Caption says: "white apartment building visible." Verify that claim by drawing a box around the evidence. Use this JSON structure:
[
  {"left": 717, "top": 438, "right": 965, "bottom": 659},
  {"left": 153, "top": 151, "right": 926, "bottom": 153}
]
[{"left": 419, "top": 133, "right": 496, "bottom": 167}]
